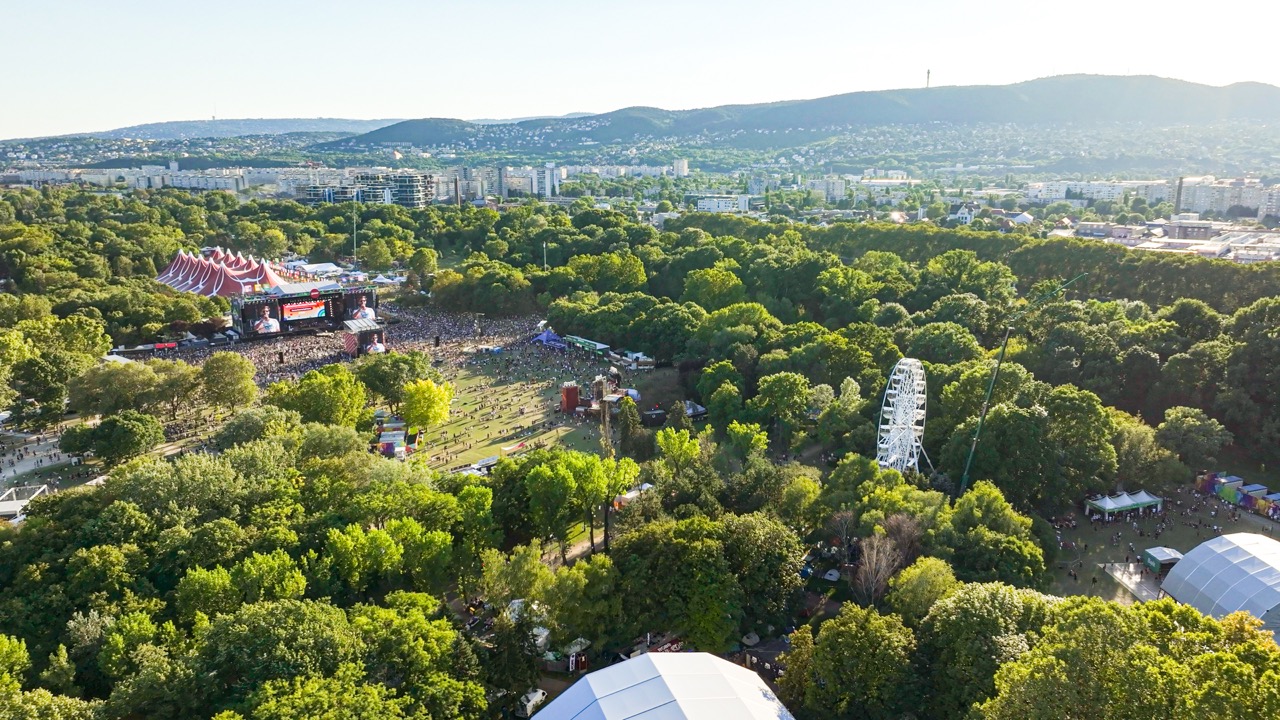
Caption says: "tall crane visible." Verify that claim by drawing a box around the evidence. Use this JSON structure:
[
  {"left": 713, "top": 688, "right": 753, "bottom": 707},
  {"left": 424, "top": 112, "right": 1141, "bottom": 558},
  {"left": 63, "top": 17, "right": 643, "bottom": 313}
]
[{"left": 956, "top": 273, "right": 1088, "bottom": 498}]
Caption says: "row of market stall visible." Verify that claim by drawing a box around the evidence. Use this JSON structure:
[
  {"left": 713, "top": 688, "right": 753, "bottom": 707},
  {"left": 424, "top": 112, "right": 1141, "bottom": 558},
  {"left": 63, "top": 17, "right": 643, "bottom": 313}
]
[
  {"left": 1198, "top": 472, "right": 1280, "bottom": 521},
  {"left": 1085, "top": 489, "right": 1164, "bottom": 519},
  {"left": 540, "top": 332, "right": 655, "bottom": 370},
  {"left": 372, "top": 415, "right": 419, "bottom": 459}
]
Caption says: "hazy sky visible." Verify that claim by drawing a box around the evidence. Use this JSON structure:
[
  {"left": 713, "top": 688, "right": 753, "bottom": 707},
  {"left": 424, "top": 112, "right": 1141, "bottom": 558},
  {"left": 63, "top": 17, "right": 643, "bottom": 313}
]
[{"left": 6, "top": 0, "right": 1277, "bottom": 139}]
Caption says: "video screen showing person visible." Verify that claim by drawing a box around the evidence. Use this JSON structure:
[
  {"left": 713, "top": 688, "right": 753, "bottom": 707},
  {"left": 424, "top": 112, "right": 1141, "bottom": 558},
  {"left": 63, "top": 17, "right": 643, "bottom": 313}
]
[
  {"left": 247, "top": 303, "right": 280, "bottom": 334},
  {"left": 364, "top": 331, "right": 386, "bottom": 355},
  {"left": 281, "top": 300, "right": 327, "bottom": 321},
  {"left": 347, "top": 292, "right": 377, "bottom": 320}
]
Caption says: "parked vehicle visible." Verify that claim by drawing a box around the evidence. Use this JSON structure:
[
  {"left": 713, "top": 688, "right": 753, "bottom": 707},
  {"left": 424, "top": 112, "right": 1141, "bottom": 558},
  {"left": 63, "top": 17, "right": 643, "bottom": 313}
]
[{"left": 515, "top": 688, "right": 547, "bottom": 718}]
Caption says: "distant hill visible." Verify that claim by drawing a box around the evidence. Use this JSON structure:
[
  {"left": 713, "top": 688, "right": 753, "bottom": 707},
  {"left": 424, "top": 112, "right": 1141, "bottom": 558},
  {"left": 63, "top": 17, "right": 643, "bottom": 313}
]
[
  {"left": 467, "top": 112, "right": 594, "bottom": 125},
  {"left": 323, "top": 75, "right": 1280, "bottom": 150},
  {"left": 88, "top": 118, "right": 402, "bottom": 140}
]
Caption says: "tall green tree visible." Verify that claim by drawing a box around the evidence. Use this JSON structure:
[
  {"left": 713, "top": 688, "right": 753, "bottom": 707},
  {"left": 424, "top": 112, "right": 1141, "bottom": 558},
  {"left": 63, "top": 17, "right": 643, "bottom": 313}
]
[
  {"left": 265, "top": 365, "right": 368, "bottom": 427},
  {"left": 1156, "top": 405, "right": 1233, "bottom": 469},
  {"left": 355, "top": 351, "right": 435, "bottom": 411},
  {"left": 887, "top": 556, "right": 959, "bottom": 628},
  {"left": 615, "top": 396, "right": 646, "bottom": 459},
  {"left": 201, "top": 352, "right": 258, "bottom": 412},
  {"left": 748, "top": 371, "right": 811, "bottom": 446},
  {"left": 804, "top": 604, "right": 918, "bottom": 720},
  {"left": 401, "top": 378, "right": 454, "bottom": 432},
  {"left": 145, "top": 359, "right": 203, "bottom": 419},
  {"left": 61, "top": 410, "right": 164, "bottom": 466},
  {"left": 917, "top": 581, "right": 1058, "bottom": 720}
]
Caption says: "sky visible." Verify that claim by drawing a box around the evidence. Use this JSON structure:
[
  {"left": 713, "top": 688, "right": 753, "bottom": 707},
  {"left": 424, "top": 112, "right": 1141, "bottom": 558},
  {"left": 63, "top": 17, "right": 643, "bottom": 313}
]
[{"left": 6, "top": 0, "right": 1278, "bottom": 139}]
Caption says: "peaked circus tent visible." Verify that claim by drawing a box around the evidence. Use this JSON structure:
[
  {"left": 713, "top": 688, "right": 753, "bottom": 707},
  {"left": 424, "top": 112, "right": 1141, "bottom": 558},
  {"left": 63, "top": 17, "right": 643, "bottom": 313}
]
[{"left": 155, "top": 247, "right": 287, "bottom": 297}]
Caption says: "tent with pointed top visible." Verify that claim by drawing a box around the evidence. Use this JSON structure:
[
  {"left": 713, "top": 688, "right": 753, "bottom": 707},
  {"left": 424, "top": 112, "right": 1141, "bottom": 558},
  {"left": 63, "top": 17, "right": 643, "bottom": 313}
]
[
  {"left": 155, "top": 249, "right": 286, "bottom": 297},
  {"left": 531, "top": 329, "right": 567, "bottom": 349}
]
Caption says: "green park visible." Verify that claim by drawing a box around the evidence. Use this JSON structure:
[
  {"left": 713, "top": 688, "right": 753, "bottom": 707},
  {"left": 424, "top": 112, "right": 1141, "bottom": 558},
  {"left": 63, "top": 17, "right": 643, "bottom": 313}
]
[{"left": 1, "top": 186, "right": 1280, "bottom": 720}]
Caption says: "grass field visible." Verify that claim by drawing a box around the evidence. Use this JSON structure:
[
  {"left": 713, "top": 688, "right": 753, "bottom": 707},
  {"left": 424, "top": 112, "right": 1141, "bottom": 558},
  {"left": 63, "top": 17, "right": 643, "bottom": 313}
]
[
  {"left": 1045, "top": 484, "right": 1280, "bottom": 603},
  {"left": 412, "top": 346, "right": 682, "bottom": 471}
]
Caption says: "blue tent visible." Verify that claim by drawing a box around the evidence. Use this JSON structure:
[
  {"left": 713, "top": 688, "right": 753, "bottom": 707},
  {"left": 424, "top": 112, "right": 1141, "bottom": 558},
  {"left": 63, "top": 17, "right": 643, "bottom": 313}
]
[{"left": 531, "top": 329, "right": 567, "bottom": 349}]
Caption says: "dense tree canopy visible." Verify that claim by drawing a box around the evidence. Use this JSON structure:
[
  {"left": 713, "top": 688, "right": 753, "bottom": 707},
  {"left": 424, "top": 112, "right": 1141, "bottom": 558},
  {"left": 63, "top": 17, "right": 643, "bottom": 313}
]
[{"left": 3, "top": 188, "right": 1279, "bottom": 720}]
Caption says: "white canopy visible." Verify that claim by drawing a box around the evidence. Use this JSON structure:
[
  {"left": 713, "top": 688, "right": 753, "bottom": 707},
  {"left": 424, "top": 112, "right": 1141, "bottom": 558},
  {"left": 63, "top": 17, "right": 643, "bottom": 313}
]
[
  {"left": 1087, "top": 489, "right": 1163, "bottom": 515},
  {"left": 1087, "top": 495, "right": 1121, "bottom": 513},
  {"left": 1110, "top": 492, "right": 1137, "bottom": 507},
  {"left": 1130, "top": 490, "right": 1163, "bottom": 508},
  {"left": 534, "top": 652, "right": 794, "bottom": 719}
]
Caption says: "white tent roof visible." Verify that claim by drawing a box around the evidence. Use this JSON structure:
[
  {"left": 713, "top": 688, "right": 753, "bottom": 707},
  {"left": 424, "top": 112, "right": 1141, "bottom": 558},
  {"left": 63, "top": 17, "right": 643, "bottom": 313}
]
[
  {"left": 1087, "top": 495, "right": 1121, "bottom": 512},
  {"left": 533, "top": 652, "right": 793, "bottom": 720},
  {"left": 1130, "top": 490, "right": 1162, "bottom": 506},
  {"left": 1110, "top": 492, "right": 1137, "bottom": 507},
  {"left": 1162, "top": 533, "right": 1280, "bottom": 631}
]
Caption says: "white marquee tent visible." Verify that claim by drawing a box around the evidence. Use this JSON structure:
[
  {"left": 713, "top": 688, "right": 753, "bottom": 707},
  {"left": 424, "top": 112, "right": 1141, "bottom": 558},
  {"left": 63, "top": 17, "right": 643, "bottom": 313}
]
[
  {"left": 533, "top": 652, "right": 793, "bottom": 719},
  {"left": 1162, "top": 533, "right": 1280, "bottom": 634},
  {"left": 1086, "top": 489, "right": 1163, "bottom": 517}
]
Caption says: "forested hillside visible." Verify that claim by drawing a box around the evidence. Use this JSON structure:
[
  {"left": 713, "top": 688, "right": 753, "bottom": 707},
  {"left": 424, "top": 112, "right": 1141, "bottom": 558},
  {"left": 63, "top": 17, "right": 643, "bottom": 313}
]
[{"left": 333, "top": 75, "right": 1280, "bottom": 149}]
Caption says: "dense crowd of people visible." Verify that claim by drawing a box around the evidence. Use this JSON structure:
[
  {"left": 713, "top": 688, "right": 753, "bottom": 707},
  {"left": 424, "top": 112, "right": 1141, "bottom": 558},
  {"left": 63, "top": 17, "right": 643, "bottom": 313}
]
[
  {"left": 162, "top": 333, "right": 347, "bottom": 387},
  {"left": 4, "top": 302, "right": 635, "bottom": 496}
]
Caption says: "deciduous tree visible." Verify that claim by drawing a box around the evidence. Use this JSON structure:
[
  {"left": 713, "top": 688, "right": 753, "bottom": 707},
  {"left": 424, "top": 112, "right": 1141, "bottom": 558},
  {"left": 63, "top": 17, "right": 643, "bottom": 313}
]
[
  {"left": 401, "top": 377, "right": 455, "bottom": 432},
  {"left": 201, "top": 352, "right": 258, "bottom": 412}
]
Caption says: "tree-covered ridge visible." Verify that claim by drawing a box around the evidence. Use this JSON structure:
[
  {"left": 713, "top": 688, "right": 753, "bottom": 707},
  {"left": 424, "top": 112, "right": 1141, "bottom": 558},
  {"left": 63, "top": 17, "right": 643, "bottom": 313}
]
[{"left": 331, "top": 76, "right": 1280, "bottom": 148}]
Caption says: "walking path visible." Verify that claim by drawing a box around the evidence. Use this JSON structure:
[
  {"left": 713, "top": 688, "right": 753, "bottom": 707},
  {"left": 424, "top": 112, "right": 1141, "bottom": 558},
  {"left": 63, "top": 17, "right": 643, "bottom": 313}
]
[{"left": 0, "top": 430, "right": 73, "bottom": 486}]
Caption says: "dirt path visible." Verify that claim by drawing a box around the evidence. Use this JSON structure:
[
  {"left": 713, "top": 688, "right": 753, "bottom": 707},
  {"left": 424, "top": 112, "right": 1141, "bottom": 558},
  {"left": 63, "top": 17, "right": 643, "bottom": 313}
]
[{"left": 546, "top": 531, "right": 602, "bottom": 570}]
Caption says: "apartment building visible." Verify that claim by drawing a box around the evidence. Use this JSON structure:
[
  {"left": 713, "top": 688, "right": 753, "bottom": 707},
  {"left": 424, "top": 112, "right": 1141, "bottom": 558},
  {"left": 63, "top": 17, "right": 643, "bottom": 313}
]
[
  {"left": 1175, "top": 176, "right": 1269, "bottom": 215},
  {"left": 533, "top": 163, "right": 560, "bottom": 198},
  {"left": 296, "top": 172, "right": 434, "bottom": 208},
  {"left": 695, "top": 195, "right": 754, "bottom": 213},
  {"left": 805, "top": 176, "right": 847, "bottom": 203},
  {"left": 1025, "top": 180, "right": 1170, "bottom": 204}
]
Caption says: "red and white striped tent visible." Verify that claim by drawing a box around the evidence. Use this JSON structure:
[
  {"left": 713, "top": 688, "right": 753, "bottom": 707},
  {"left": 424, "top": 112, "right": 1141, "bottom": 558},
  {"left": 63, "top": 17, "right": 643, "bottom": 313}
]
[{"left": 155, "top": 247, "right": 289, "bottom": 298}]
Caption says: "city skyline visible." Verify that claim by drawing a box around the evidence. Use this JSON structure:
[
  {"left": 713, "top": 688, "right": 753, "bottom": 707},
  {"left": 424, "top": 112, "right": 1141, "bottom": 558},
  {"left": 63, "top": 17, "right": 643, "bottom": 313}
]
[{"left": 6, "top": 0, "right": 1279, "bottom": 139}]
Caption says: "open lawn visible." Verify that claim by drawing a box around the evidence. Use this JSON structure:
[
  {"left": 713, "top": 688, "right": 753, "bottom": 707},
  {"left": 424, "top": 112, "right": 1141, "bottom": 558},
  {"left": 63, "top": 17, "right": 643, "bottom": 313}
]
[
  {"left": 411, "top": 344, "right": 682, "bottom": 471},
  {"left": 1046, "top": 483, "right": 1280, "bottom": 603}
]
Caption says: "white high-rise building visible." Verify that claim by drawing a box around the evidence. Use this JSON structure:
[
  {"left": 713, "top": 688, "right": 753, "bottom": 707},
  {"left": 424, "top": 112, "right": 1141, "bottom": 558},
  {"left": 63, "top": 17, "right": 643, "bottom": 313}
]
[
  {"left": 533, "top": 163, "right": 560, "bottom": 198},
  {"left": 672, "top": 158, "right": 689, "bottom": 177}
]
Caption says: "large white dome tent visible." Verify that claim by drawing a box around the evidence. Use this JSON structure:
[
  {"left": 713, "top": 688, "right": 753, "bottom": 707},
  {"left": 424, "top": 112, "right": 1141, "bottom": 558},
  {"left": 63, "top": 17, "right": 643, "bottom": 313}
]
[
  {"left": 533, "top": 652, "right": 793, "bottom": 719},
  {"left": 1161, "top": 533, "right": 1280, "bottom": 633}
]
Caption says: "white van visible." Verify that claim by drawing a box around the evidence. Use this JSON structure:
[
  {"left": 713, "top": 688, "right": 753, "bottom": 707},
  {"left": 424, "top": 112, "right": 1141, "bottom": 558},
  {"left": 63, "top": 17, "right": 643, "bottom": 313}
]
[{"left": 515, "top": 688, "right": 548, "bottom": 718}]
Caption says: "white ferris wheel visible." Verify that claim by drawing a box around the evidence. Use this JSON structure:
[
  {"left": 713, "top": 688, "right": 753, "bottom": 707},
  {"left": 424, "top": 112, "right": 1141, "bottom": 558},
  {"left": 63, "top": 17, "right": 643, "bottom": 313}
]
[{"left": 876, "top": 358, "right": 929, "bottom": 474}]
